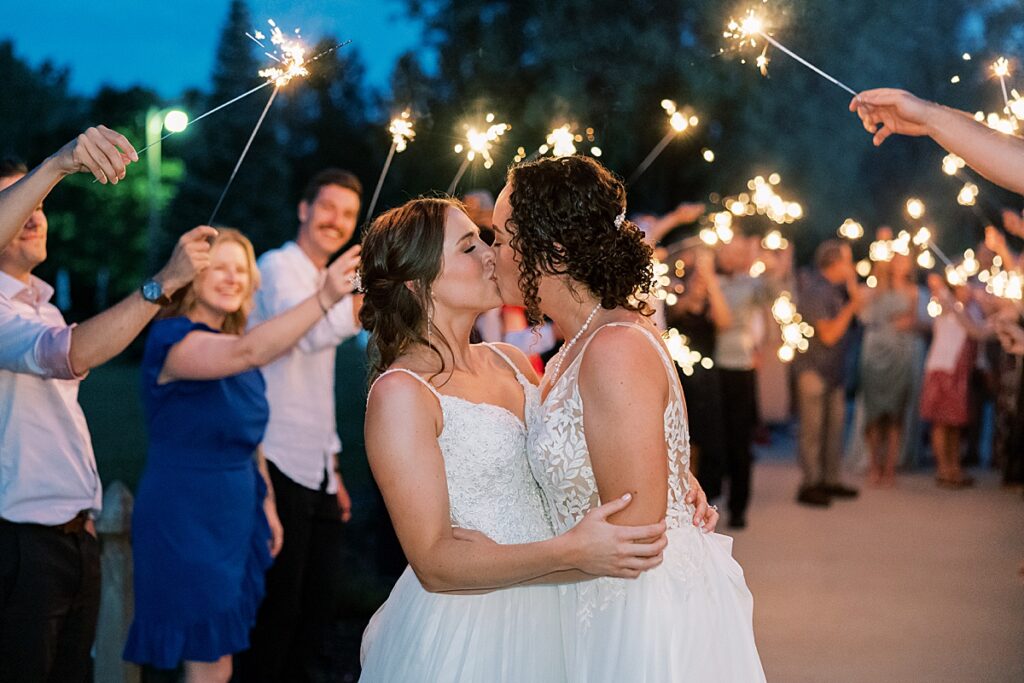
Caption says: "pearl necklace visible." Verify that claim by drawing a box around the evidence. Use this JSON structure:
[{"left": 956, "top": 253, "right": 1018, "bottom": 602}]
[{"left": 548, "top": 303, "right": 602, "bottom": 384}]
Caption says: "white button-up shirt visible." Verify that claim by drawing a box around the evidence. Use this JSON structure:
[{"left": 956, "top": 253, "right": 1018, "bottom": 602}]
[
  {"left": 0, "top": 271, "right": 101, "bottom": 524},
  {"left": 250, "top": 241, "right": 360, "bottom": 493}
]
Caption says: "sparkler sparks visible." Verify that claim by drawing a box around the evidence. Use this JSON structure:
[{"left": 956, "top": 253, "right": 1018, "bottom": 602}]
[
  {"left": 989, "top": 57, "right": 1018, "bottom": 131},
  {"left": 389, "top": 111, "right": 416, "bottom": 152},
  {"left": 837, "top": 218, "right": 864, "bottom": 240},
  {"left": 771, "top": 292, "right": 814, "bottom": 363},
  {"left": 957, "top": 182, "right": 980, "bottom": 206},
  {"left": 522, "top": 124, "right": 603, "bottom": 161},
  {"left": 942, "top": 153, "right": 966, "bottom": 176},
  {"left": 724, "top": 5, "right": 857, "bottom": 96},
  {"left": 256, "top": 20, "right": 309, "bottom": 87},
  {"left": 905, "top": 197, "right": 925, "bottom": 221},
  {"left": 206, "top": 20, "right": 346, "bottom": 222},
  {"left": 761, "top": 229, "right": 788, "bottom": 250},
  {"left": 664, "top": 328, "right": 714, "bottom": 376},
  {"left": 366, "top": 111, "right": 417, "bottom": 220},
  {"left": 627, "top": 100, "right": 699, "bottom": 185},
  {"left": 447, "top": 114, "right": 510, "bottom": 194}
]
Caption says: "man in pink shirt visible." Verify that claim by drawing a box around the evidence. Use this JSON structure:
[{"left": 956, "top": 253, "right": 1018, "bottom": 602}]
[{"left": 0, "top": 128, "right": 213, "bottom": 683}]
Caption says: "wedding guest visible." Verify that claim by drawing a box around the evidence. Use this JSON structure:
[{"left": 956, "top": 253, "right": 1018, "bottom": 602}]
[
  {"left": 793, "top": 241, "right": 862, "bottom": 507},
  {"left": 858, "top": 254, "right": 918, "bottom": 486},
  {"left": 921, "top": 275, "right": 991, "bottom": 489},
  {"left": 235, "top": 169, "right": 364, "bottom": 682},
  {"left": 123, "top": 228, "right": 360, "bottom": 682},
  {"left": 851, "top": 88, "right": 1024, "bottom": 194},
  {"left": 0, "top": 130, "right": 212, "bottom": 683},
  {"left": 666, "top": 244, "right": 730, "bottom": 502},
  {"left": 0, "top": 125, "right": 137, "bottom": 251},
  {"left": 713, "top": 235, "right": 790, "bottom": 528}
]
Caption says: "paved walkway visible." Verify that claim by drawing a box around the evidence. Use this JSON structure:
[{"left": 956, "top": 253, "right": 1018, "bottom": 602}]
[{"left": 730, "top": 443, "right": 1024, "bottom": 682}]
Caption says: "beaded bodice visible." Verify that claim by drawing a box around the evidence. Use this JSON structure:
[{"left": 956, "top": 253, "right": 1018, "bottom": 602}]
[{"left": 375, "top": 345, "right": 554, "bottom": 544}]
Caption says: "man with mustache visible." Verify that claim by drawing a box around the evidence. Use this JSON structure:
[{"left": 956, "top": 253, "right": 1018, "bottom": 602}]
[
  {"left": 0, "top": 127, "right": 213, "bottom": 682},
  {"left": 236, "top": 169, "right": 363, "bottom": 681}
]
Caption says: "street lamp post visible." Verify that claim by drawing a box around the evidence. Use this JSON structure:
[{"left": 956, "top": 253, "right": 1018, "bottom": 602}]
[{"left": 145, "top": 107, "right": 188, "bottom": 272}]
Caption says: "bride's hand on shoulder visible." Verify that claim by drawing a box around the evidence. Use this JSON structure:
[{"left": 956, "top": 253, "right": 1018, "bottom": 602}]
[{"left": 565, "top": 494, "right": 667, "bottom": 579}]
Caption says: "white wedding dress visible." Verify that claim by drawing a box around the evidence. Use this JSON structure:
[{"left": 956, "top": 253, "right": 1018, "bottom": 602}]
[
  {"left": 359, "top": 344, "right": 567, "bottom": 682},
  {"left": 528, "top": 321, "right": 766, "bottom": 683}
]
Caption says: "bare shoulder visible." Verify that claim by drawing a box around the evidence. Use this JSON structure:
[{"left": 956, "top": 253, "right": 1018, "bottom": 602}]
[
  {"left": 366, "top": 370, "right": 441, "bottom": 429},
  {"left": 578, "top": 323, "right": 667, "bottom": 396},
  {"left": 488, "top": 341, "right": 541, "bottom": 385}
]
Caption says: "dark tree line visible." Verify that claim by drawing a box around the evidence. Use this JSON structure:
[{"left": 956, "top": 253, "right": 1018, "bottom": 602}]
[{"left": 2, "top": 0, "right": 1022, "bottom": 321}]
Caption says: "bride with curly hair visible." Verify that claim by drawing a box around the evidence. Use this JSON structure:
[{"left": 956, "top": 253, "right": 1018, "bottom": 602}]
[{"left": 489, "top": 155, "right": 765, "bottom": 682}]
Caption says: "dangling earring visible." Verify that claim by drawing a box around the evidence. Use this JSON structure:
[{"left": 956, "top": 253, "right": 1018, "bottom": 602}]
[{"left": 426, "top": 301, "right": 434, "bottom": 349}]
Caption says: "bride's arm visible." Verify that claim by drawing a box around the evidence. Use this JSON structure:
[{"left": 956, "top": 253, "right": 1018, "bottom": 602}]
[
  {"left": 578, "top": 325, "right": 673, "bottom": 529},
  {"left": 366, "top": 372, "right": 667, "bottom": 593}
]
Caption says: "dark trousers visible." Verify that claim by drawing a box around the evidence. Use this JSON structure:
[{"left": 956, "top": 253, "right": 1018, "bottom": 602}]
[
  {"left": 718, "top": 368, "right": 758, "bottom": 519},
  {"left": 234, "top": 462, "right": 343, "bottom": 682},
  {"left": 0, "top": 519, "right": 100, "bottom": 683},
  {"left": 679, "top": 367, "right": 726, "bottom": 500}
]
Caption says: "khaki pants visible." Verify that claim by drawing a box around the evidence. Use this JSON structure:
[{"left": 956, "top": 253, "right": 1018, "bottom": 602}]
[{"left": 796, "top": 369, "right": 846, "bottom": 488}]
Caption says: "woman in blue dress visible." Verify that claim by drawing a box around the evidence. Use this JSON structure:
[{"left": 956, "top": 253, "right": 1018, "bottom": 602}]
[{"left": 123, "top": 228, "right": 361, "bottom": 682}]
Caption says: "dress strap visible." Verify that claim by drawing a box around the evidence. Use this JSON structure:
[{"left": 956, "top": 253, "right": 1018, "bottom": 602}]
[
  {"left": 372, "top": 368, "right": 444, "bottom": 402},
  {"left": 481, "top": 342, "right": 526, "bottom": 381}
]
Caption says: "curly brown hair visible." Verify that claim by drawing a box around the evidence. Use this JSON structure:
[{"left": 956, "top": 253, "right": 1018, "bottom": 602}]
[
  {"left": 358, "top": 197, "right": 464, "bottom": 384},
  {"left": 505, "top": 156, "right": 654, "bottom": 325}
]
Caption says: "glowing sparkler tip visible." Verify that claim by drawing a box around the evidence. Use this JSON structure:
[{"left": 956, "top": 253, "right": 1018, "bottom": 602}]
[
  {"left": 388, "top": 110, "right": 416, "bottom": 153},
  {"left": 942, "top": 153, "right": 965, "bottom": 175},
  {"left": 838, "top": 218, "right": 864, "bottom": 240},
  {"left": 905, "top": 198, "right": 925, "bottom": 220},
  {"left": 255, "top": 19, "right": 310, "bottom": 87},
  {"left": 992, "top": 57, "right": 1011, "bottom": 79}
]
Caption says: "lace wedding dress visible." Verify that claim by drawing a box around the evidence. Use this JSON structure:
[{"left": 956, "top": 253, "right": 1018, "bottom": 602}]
[
  {"left": 528, "top": 322, "right": 766, "bottom": 682},
  {"left": 359, "top": 344, "right": 566, "bottom": 682}
]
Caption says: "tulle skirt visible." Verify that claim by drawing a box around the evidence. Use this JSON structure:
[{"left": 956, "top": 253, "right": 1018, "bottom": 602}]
[
  {"left": 562, "top": 525, "right": 765, "bottom": 683},
  {"left": 359, "top": 566, "right": 566, "bottom": 682}
]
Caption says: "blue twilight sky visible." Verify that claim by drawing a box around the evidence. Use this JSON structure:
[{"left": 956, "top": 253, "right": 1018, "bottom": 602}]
[{"left": 1, "top": 0, "right": 426, "bottom": 97}]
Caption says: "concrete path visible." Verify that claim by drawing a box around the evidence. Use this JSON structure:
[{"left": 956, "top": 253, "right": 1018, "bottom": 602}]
[{"left": 730, "top": 444, "right": 1024, "bottom": 682}]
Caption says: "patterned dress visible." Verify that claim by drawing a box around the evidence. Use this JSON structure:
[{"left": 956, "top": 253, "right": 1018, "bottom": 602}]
[{"left": 527, "top": 321, "right": 765, "bottom": 682}]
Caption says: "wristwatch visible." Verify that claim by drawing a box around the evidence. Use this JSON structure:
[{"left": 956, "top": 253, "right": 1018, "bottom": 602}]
[{"left": 140, "top": 278, "right": 172, "bottom": 306}]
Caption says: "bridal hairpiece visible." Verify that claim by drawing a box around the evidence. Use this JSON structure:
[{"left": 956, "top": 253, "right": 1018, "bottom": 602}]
[{"left": 614, "top": 209, "right": 626, "bottom": 229}]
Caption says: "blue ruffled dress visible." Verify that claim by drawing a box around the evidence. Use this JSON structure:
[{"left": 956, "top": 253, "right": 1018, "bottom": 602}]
[{"left": 124, "top": 317, "right": 273, "bottom": 668}]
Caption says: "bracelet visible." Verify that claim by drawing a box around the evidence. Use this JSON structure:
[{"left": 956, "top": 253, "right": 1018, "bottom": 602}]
[{"left": 315, "top": 290, "right": 330, "bottom": 316}]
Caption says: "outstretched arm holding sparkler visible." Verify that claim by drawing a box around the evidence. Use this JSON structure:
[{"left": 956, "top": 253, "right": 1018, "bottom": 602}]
[
  {"left": 1, "top": 126, "right": 137, "bottom": 251},
  {"left": 851, "top": 88, "right": 1024, "bottom": 194}
]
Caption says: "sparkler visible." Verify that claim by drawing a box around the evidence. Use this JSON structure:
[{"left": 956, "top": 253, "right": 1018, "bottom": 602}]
[
  {"left": 208, "top": 85, "right": 280, "bottom": 224},
  {"left": 208, "top": 20, "right": 321, "bottom": 224},
  {"left": 627, "top": 100, "right": 698, "bottom": 185},
  {"left": 837, "top": 218, "right": 864, "bottom": 240},
  {"left": 447, "top": 114, "right": 510, "bottom": 195},
  {"left": 365, "top": 111, "right": 416, "bottom": 221},
  {"left": 726, "top": 174, "right": 802, "bottom": 224},
  {"left": 724, "top": 6, "right": 857, "bottom": 96},
  {"left": 663, "top": 328, "right": 714, "bottom": 376},
  {"left": 771, "top": 291, "right": 814, "bottom": 363},
  {"left": 516, "top": 124, "right": 602, "bottom": 163},
  {"left": 991, "top": 57, "right": 1015, "bottom": 127}
]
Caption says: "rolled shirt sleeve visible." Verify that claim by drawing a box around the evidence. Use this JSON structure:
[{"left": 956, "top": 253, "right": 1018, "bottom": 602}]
[{"left": 0, "top": 309, "right": 83, "bottom": 380}]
